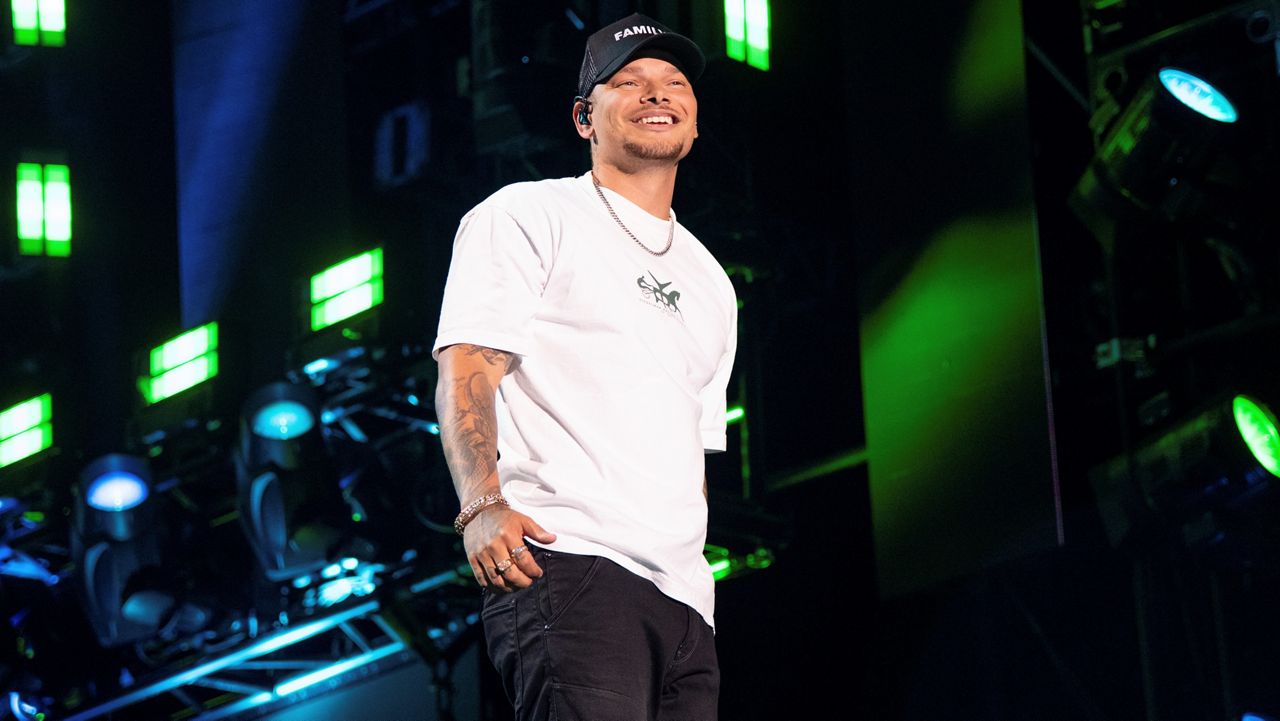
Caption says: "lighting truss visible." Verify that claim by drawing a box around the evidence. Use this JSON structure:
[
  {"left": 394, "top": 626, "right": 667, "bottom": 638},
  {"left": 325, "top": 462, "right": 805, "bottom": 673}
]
[
  {"left": 58, "top": 560, "right": 474, "bottom": 720},
  {"left": 59, "top": 589, "right": 438, "bottom": 721}
]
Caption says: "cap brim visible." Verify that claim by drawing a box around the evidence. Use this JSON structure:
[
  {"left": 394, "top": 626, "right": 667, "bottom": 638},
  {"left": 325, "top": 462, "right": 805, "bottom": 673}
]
[{"left": 592, "top": 32, "right": 706, "bottom": 91}]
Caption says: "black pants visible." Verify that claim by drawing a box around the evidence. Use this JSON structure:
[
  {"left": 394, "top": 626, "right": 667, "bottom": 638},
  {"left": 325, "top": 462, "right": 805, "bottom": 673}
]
[{"left": 480, "top": 549, "right": 719, "bottom": 721}]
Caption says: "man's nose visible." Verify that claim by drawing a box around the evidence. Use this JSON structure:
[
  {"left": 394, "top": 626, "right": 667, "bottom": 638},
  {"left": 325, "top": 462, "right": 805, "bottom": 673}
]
[{"left": 641, "top": 84, "right": 669, "bottom": 104}]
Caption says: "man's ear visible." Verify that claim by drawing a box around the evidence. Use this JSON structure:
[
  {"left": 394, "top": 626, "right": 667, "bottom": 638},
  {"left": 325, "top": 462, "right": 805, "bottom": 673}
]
[{"left": 572, "top": 98, "right": 593, "bottom": 139}]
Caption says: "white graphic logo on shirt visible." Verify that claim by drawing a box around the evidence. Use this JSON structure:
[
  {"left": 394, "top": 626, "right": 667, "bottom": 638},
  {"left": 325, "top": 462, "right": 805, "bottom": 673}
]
[{"left": 637, "top": 271, "right": 683, "bottom": 319}]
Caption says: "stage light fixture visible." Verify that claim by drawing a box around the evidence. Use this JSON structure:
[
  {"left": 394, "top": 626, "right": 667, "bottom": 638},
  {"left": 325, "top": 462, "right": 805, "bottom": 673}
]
[
  {"left": 236, "top": 382, "right": 350, "bottom": 582},
  {"left": 0, "top": 394, "right": 52, "bottom": 469},
  {"left": 251, "top": 400, "right": 315, "bottom": 440},
  {"left": 310, "top": 249, "right": 384, "bottom": 331},
  {"left": 138, "top": 323, "right": 219, "bottom": 405},
  {"left": 1092, "top": 394, "right": 1280, "bottom": 547},
  {"left": 1070, "top": 66, "right": 1239, "bottom": 242},
  {"left": 1159, "top": 68, "right": 1238, "bottom": 123},
  {"left": 1232, "top": 395, "right": 1280, "bottom": 476},
  {"left": 15, "top": 163, "right": 71, "bottom": 257},
  {"left": 72, "top": 454, "right": 209, "bottom": 648},
  {"left": 85, "top": 471, "right": 149, "bottom": 512},
  {"left": 726, "top": 406, "right": 745, "bottom": 425}
]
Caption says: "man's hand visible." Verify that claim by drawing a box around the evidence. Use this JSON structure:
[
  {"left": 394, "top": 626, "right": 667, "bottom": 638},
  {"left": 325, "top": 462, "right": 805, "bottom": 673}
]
[
  {"left": 464, "top": 506, "right": 556, "bottom": 591},
  {"left": 437, "top": 343, "right": 557, "bottom": 591}
]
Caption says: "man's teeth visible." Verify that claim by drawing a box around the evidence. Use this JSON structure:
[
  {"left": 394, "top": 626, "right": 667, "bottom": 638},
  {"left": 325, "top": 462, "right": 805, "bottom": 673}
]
[{"left": 639, "top": 116, "right": 673, "bottom": 124}]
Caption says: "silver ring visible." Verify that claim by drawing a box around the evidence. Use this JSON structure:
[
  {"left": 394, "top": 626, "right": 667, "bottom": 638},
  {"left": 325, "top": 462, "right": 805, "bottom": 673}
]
[{"left": 510, "top": 545, "right": 528, "bottom": 557}]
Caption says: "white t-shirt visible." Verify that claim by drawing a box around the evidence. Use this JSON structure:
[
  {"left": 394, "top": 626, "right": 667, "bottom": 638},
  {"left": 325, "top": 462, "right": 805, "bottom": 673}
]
[{"left": 433, "top": 172, "right": 737, "bottom": 629}]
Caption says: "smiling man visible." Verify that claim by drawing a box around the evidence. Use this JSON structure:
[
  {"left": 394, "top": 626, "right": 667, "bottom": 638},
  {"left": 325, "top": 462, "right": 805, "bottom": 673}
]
[{"left": 433, "top": 12, "right": 737, "bottom": 721}]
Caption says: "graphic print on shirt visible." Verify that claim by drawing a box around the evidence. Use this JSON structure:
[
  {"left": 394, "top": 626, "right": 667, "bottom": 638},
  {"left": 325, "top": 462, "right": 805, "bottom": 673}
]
[{"left": 637, "top": 271, "right": 683, "bottom": 319}]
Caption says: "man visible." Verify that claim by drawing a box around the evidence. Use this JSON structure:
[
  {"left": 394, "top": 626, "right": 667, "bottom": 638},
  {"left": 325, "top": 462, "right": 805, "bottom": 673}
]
[{"left": 433, "top": 13, "right": 736, "bottom": 721}]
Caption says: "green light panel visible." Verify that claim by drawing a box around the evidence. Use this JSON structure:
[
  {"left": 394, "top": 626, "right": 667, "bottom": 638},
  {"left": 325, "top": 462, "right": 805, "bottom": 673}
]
[
  {"left": 726, "top": 406, "right": 745, "bottom": 425},
  {"left": 1233, "top": 395, "right": 1280, "bottom": 477},
  {"left": 11, "top": 0, "right": 38, "bottom": 45},
  {"left": 311, "top": 248, "right": 383, "bottom": 304},
  {"left": 0, "top": 394, "right": 52, "bottom": 468},
  {"left": 709, "top": 557, "right": 732, "bottom": 581},
  {"left": 140, "top": 353, "right": 219, "bottom": 405},
  {"left": 16, "top": 164, "right": 43, "bottom": 254},
  {"left": 15, "top": 163, "right": 71, "bottom": 256},
  {"left": 140, "top": 323, "right": 219, "bottom": 405},
  {"left": 149, "top": 323, "right": 217, "bottom": 375},
  {"left": 724, "top": 0, "right": 770, "bottom": 71},
  {"left": 745, "top": 0, "right": 770, "bottom": 71},
  {"left": 42, "top": 163, "right": 71, "bottom": 255},
  {"left": 311, "top": 278, "right": 384, "bottom": 331},
  {"left": 724, "top": 0, "right": 746, "bottom": 63},
  {"left": 10, "top": 0, "right": 63, "bottom": 46},
  {"left": 38, "top": 0, "right": 64, "bottom": 46},
  {"left": 704, "top": 543, "right": 774, "bottom": 582}
]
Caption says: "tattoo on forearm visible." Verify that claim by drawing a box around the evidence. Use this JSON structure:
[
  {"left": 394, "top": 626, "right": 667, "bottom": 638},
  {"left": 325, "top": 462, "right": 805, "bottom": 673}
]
[
  {"left": 459, "top": 343, "right": 514, "bottom": 372},
  {"left": 440, "top": 371, "right": 499, "bottom": 498}
]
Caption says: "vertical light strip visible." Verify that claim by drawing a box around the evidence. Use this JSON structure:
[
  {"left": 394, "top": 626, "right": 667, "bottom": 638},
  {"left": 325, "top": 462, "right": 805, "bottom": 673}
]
[
  {"left": 16, "top": 164, "right": 44, "bottom": 255},
  {"left": 724, "top": 0, "right": 746, "bottom": 62},
  {"left": 42, "top": 164, "right": 71, "bottom": 255},
  {"left": 36, "top": 0, "right": 64, "bottom": 46},
  {"left": 11, "top": 0, "right": 39, "bottom": 46},
  {"left": 745, "top": 0, "right": 771, "bottom": 71}
]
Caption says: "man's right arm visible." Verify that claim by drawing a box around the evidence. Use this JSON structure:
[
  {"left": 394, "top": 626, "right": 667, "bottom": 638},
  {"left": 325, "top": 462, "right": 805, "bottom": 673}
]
[{"left": 436, "top": 343, "right": 555, "bottom": 591}]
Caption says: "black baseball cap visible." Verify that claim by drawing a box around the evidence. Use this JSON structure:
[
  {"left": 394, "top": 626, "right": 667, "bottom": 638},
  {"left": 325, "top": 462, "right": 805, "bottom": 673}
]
[{"left": 576, "top": 13, "right": 705, "bottom": 100}]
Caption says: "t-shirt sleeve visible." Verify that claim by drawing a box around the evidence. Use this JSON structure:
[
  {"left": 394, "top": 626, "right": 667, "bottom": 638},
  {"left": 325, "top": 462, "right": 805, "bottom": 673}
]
[
  {"left": 698, "top": 295, "right": 738, "bottom": 453},
  {"left": 432, "top": 203, "right": 551, "bottom": 360}
]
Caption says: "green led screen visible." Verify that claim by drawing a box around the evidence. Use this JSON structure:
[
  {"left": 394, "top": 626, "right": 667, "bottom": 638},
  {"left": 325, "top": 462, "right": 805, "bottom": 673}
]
[
  {"left": 10, "top": 0, "right": 65, "bottom": 47},
  {"left": 310, "top": 249, "right": 384, "bottom": 331},
  {"left": 139, "top": 323, "right": 219, "bottom": 405},
  {"left": 724, "top": 0, "right": 770, "bottom": 71},
  {"left": 855, "top": 0, "right": 1058, "bottom": 597},
  {"left": 15, "top": 163, "right": 71, "bottom": 257},
  {"left": 0, "top": 393, "right": 52, "bottom": 468}
]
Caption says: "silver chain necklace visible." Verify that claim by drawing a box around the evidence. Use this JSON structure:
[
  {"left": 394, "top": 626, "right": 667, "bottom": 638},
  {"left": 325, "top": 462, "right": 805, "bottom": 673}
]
[{"left": 591, "top": 173, "right": 674, "bottom": 257}]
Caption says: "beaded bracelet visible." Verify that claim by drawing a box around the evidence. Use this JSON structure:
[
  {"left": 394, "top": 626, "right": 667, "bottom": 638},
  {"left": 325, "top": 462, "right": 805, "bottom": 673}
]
[{"left": 454, "top": 492, "right": 509, "bottom": 535}]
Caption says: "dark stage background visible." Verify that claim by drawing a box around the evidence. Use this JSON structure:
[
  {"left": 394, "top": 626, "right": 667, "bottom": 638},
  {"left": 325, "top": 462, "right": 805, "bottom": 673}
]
[{"left": 4, "top": 1, "right": 1280, "bottom": 719}]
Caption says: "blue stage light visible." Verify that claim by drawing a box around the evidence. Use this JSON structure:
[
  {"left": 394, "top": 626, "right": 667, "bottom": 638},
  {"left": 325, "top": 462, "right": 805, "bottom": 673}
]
[
  {"left": 86, "top": 472, "right": 149, "bottom": 512},
  {"left": 303, "top": 357, "right": 336, "bottom": 376},
  {"left": 1159, "top": 68, "right": 1238, "bottom": 123},
  {"left": 251, "top": 401, "right": 315, "bottom": 440}
]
